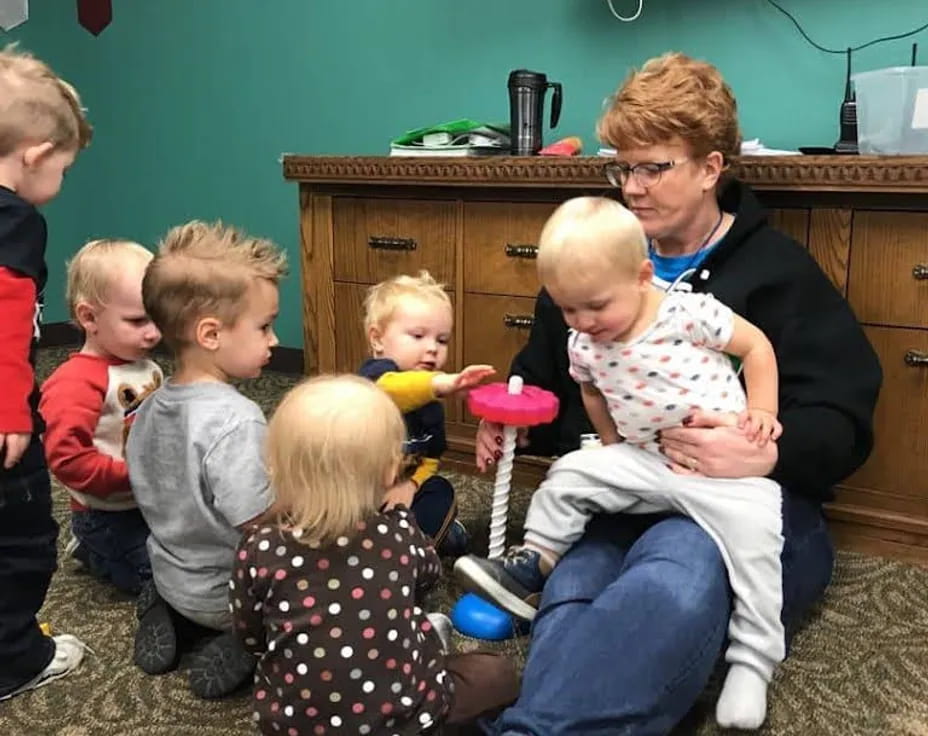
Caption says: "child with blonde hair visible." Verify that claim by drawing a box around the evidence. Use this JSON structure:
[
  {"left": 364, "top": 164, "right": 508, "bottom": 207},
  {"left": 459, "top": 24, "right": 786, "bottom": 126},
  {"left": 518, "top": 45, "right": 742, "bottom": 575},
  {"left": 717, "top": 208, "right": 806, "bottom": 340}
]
[
  {"left": 41, "top": 239, "right": 162, "bottom": 595},
  {"left": 232, "top": 374, "right": 518, "bottom": 735},
  {"left": 456, "top": 196, "right": 787, "bottom": 728},
  {"left": 0, "top": 44, "right": 93, "bottom": 700},
  {"left": 126, "top": 220, "right": 286, "bottom": 699},
  {"left": 360, "top": 270, "right": 494, "bottom": 556}
]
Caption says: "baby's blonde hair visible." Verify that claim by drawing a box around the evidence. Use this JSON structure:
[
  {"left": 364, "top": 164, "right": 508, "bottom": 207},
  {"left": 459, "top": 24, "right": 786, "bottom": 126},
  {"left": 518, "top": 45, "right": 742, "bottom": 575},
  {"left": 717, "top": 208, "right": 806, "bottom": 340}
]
[
  {"left": 66, "top": 239, "right": 152, "bottom": 321},
  {"left": 362, "top": 270, "right": 451, "bottom": 335},
  {"left": 537, "top": 197, "right": 647, "bottom": 286},
  {"left": 142, "top": 220, "right": 288, "bottom": 351},
  {"left": 266, "top": 374, "right": 405, "bottom": 546},
  {"left": 0, "top": 44, "right": 93, "bottom": 156}
]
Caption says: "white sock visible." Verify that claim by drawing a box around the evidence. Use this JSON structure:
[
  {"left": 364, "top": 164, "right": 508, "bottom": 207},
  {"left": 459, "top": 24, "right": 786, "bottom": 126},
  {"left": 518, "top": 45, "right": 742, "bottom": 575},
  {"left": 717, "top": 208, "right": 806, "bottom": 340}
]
[{"left": 715, "top": 663, "right": 769, "bottom": 731}]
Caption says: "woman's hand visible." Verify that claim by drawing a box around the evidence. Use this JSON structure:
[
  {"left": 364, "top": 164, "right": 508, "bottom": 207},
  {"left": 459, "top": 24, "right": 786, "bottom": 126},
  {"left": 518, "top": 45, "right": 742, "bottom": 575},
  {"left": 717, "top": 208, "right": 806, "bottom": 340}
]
[
  {"left": 475, "top": 419, "right": 529, "bottom": 473},
  {"left": 659, "top": 409, "right": 778, "bottom": 477}
]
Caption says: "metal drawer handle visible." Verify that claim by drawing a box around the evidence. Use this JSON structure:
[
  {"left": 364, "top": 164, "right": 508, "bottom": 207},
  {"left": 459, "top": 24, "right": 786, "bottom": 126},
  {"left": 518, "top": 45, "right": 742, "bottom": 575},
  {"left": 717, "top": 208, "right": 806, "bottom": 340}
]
[
  {"left": 504, "top": 314, "right": 535, "bottom": 329},
  {"left": 505, "top": 244, "right": 539, "bottom": 259},
  {"left": 904, "top": 350, "right": 928, "bottom": 367},
  {"left": 914, "top": 264, "right": 928, "bottom": 280},
  {"left": 368, "top": 236, "right": 417, "bottom": 251}
]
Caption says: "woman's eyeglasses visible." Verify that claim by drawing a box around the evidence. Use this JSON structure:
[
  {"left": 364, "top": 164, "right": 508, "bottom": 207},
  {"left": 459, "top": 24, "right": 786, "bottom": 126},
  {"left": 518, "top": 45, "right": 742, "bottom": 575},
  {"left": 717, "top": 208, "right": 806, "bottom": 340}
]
[{"left": 604, "top": 158, "right": 688, "bottom": 188}]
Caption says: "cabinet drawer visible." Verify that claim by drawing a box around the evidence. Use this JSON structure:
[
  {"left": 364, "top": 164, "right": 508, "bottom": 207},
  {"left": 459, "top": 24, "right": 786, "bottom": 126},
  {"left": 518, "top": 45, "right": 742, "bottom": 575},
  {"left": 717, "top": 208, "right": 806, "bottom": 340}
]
[
  {"left": 848, "top": 211, "right": 928, "bottom": 329},
  {"left": 461, "top": 293, "right": 537, "bottom": 423},
  {"left": 333, "top": 282, "right": 458, "bottom": 411},
  {"left": 463, "top": 201, "right": 555, "bottom": 297},
  {"left": 333, "top": 198, "right": 456, "bottom": 285},
  {"left": 841, "top": 326, "right": 928, "bottom": 515}
]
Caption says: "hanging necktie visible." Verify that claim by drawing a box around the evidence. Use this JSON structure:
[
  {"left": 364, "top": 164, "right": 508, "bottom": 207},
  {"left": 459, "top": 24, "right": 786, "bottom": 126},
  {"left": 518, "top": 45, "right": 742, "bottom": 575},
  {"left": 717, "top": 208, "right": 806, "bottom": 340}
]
[
  {"left": 0, "top": 0, "right": 29, "bottom": 31},
  {"left": 76, "top": 0, "right": 111, "bottom": 35}
]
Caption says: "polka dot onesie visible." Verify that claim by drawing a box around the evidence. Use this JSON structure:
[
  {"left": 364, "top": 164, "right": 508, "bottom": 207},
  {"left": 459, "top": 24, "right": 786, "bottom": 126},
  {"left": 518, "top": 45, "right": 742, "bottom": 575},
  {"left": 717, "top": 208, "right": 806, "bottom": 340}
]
[
  {"left": 231, "top": 507, "right": 450, "bottom": 735},
  {"left": 568, "top": 289, "right": 745, "bottom": 456},
  {"left": 522, "top": 289, "right": 787, "bottom": 691}
]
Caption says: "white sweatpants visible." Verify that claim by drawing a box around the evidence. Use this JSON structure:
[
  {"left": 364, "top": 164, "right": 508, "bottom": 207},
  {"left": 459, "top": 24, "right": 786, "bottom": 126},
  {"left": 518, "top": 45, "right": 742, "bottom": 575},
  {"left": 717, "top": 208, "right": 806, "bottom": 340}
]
[{"left": 524, "top": 443, "right": 786, "bottom": 681}]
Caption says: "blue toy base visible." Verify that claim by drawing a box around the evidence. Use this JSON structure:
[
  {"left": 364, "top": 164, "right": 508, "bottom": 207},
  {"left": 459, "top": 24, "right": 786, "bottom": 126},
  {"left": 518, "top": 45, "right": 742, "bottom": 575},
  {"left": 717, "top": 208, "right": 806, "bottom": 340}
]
[{"left": 450, "top": 593, "right": 529, "bottom": 641}]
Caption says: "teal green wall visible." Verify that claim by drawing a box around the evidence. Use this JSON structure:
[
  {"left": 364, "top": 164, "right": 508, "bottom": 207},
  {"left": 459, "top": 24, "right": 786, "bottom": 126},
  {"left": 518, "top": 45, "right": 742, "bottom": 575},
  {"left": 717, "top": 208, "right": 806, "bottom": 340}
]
[{"left": 4, "top": 1, "right": 927, "bottom": 346}]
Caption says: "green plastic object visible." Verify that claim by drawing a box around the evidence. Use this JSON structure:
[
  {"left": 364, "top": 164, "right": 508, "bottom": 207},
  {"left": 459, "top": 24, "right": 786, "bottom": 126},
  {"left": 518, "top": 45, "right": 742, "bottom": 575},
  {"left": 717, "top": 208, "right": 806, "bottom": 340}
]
[{"left": 390, "top": 119, "right": 510, "bottom": 147}]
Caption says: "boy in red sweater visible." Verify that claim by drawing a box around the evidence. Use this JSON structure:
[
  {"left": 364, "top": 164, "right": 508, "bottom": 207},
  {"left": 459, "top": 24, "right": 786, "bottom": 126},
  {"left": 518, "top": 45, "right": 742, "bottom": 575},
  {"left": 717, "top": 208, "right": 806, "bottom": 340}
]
[
  {"left": 0, "top": 45, "right": 93, "bottom": 700},
  {"left": 40, "top": 239, "right": 162, "bottom": 595}
]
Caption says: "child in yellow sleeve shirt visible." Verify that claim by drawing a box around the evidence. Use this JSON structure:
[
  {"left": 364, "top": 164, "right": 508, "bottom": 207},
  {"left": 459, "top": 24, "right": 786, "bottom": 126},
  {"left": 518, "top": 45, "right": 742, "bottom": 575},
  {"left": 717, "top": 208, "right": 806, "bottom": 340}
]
[{"left": 360, "top": 271, "right": 494, "bottom": 556}]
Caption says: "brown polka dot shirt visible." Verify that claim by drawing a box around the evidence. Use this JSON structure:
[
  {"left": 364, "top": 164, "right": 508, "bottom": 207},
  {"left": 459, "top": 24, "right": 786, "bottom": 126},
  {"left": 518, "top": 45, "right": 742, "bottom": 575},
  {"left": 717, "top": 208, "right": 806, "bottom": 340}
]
[{"left": 231, "top": 507, "right": 451, "bottom": 735}]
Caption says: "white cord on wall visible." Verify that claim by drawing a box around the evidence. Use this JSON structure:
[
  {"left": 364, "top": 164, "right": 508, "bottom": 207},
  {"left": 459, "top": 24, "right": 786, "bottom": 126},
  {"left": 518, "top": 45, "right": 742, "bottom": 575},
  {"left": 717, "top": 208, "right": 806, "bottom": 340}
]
[{"left": 607, "top": 0, "right": 643, "bottom": 22}]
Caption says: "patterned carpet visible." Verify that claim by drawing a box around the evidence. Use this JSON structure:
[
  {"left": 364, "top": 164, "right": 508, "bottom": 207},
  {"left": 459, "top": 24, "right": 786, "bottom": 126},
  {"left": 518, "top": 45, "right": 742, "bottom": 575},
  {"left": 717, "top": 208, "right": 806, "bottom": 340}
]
[{"left": 2, "top": 348, "right": 927, "bottom": 735}]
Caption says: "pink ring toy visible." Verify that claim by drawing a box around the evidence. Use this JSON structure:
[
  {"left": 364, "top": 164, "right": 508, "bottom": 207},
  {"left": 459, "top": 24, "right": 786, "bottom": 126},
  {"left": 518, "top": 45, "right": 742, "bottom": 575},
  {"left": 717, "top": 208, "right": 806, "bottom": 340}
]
[
  {"left": 467, "top": 376, "right": 558, "bottom": 559},
  {"left": 467, "top": 382, "right": 559, "bottom": 427}
]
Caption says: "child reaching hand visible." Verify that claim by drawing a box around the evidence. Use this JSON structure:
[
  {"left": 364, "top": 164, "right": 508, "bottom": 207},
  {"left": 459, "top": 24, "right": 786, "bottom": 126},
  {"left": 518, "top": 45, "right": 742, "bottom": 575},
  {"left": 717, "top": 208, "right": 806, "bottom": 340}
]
[
  {"left": 455, "top": 196, "right": 787, "bottom": 730},
  {"left": 360, "top": 271, "right": 494, "bottom": 556},
  {"left": 231, "top": 374, "right": 518, "bottom": 736},
  {"left": 41, "top": 239, "right": 162, "bottom": 596}
]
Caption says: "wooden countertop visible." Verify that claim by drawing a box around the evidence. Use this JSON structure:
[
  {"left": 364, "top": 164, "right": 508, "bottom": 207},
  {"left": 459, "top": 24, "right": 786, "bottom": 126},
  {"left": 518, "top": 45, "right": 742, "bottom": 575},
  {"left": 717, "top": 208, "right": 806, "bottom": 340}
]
[{"left": 282, "top": 154, "right": 928, "bottom": 194}]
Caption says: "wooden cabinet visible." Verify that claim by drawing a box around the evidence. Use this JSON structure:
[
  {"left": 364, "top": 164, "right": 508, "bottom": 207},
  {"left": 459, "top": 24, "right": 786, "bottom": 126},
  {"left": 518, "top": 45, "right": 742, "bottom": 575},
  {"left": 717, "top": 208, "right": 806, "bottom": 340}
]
[
  {"left": 462, "top": 201, "right": 552, "bottom": 297},
  {"left": 459, "top": 201, "right": 555, "bottom": 427},
  {"left": 332, "top": 198, "right": 457, "bottom": 284},
  {"left": 844, "top": 326, "right": 928, "bottom": 507},
  {"left": 833, "top": 210, "right": 928, "bottom": 563},
  {"left": 285, "top": 155, "right": 928, "bottom": 564},
  {"left": 848, "top": 212, "right": 928, "bottom": 329},
  {"left": 462, "top": 292, "right": 539, "bottom": 427}
]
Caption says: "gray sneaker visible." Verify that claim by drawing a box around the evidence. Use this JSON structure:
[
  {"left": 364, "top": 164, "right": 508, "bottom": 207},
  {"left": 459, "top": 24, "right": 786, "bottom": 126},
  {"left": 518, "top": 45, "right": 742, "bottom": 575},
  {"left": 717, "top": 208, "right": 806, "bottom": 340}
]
[
  {"left": 133, "top": 581, "right": 178, "bottom": 675},
  {"left": 187, "top": 632, "right": 256, "bottom": 700},
  {"left": 64, "top": 535, "right": 87, "bottom": 568},
  {"left": 0, "top": 634, "right": 89, "bottom": 701},
  {"left": 425, "top": 612, "right": 454, "bottom": 652},
  {"left": 453, "top": 547, "right": 546, "bottom": 621}
]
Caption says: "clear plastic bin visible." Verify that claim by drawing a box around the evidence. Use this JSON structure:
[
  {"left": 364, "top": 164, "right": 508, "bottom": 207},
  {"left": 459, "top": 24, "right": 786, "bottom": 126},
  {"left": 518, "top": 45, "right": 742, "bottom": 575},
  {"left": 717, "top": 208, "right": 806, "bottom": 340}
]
[{"left": 852, "top": 66, "right": 928, "bottom": 154}]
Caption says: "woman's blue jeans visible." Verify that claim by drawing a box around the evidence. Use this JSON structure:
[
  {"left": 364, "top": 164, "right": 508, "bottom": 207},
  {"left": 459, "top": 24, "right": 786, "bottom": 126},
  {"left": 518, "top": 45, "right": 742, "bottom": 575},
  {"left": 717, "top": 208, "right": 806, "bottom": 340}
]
[{"left": 492, "top": 490, "right": 834, "bottom": 736}]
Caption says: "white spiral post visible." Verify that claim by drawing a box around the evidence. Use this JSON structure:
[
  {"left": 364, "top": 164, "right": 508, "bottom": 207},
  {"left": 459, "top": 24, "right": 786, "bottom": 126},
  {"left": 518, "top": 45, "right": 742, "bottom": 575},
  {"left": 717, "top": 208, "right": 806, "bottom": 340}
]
[{"left": 487, "top": 376, "right": 522, "bottom": 560}]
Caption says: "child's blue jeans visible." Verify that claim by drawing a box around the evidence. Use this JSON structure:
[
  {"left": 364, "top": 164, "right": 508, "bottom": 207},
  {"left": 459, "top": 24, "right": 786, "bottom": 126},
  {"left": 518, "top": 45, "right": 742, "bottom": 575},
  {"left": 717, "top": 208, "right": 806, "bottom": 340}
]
[
  {"left": 71, "top": 507, "right": 151, "bottom": 596},
  {"left": 0, "top": 466, "right": 58, "bottom": 698},
  {"left": 410, "top": 474, "right": 456, "bottom": 544}
]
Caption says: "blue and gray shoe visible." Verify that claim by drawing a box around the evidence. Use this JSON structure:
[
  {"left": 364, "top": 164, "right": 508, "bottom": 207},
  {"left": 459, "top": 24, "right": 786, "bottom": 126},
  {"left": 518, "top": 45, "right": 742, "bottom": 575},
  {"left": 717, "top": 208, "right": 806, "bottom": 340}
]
[
  {"left": 437, "top": 519, "right": 471, "bottom": 557},
  {"left": 453, "top": 547, "right": 546, "bottom": 621}
]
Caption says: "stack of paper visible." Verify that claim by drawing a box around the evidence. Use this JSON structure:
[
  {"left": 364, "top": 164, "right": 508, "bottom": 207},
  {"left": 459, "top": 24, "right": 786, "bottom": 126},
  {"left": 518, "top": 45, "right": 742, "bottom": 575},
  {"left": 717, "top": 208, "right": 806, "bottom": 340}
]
[{"left": 740, "top": 139, "right": 801, "bottom": 156}]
